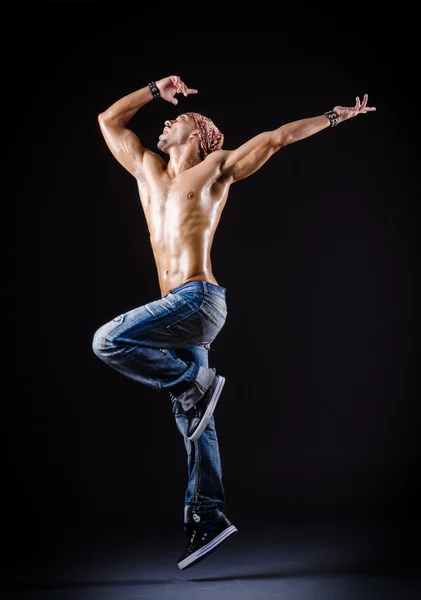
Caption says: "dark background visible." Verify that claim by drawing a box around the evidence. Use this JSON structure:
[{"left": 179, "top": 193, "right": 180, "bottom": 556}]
[{"left": 11, "top": 4, "right": 419, "bottom": 546}]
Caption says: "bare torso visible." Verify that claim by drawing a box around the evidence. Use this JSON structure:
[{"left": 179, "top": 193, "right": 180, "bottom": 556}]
[
  {"left": 99, "top": 77, "right": 373, "bottom": 299},
  {"left": 136, "top": 151, "right": 230, "bottom": 297}
]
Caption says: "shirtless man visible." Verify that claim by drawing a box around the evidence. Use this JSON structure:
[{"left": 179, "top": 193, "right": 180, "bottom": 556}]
[{"left": 92, "top": 75, "right": 376, "bottom": 570}]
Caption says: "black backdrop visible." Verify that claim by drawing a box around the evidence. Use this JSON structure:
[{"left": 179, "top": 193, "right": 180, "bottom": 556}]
[{"left": 11, "top": 5, "right": 419, "bottom": 538}]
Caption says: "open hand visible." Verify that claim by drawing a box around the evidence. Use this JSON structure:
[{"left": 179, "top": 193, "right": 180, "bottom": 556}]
[
  {"left": 156, "top": 75, "right": 198, "bottom": 105},
  {"left": 333, "top": 94, "right": 376, "bottom": 123}
]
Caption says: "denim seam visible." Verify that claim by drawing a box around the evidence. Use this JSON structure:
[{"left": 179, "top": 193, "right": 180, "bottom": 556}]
[
  {"left": 187, "top": 363, "right": 200, "bottom": 386},
  {"left": 193, "top": 438, "right": 201, "bottom": 505}
]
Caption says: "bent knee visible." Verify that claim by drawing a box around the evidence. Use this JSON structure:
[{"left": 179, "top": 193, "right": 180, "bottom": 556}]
[{"left": 92, "top": 325, "right": 110, "bottom": 358}]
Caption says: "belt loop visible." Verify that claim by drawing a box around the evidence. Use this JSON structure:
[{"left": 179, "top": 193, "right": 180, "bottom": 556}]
[{"left": 203, "top": 281, "right": 208, "bottom": 293}]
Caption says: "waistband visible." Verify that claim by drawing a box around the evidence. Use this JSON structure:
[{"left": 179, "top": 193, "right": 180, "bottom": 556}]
[{"left": 169, "top": 280, "right": 226, "bottom": 298}]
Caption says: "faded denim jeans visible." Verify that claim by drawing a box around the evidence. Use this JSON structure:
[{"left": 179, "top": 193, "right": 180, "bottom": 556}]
[{"left": 92, "top": 280, "right": 227, "bottom": 509}]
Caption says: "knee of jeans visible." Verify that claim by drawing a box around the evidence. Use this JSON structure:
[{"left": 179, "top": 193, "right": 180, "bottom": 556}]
[
  {"left": 92, "top": 327, "right": 106, "bottom": 358},
  {"left": 92, "top": 325, "right": 118, "bottom": 360}
]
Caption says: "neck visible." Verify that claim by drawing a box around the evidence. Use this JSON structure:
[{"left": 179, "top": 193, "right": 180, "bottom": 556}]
[{"left": 167, "top": 145, "right": 202, "bottom": 178}]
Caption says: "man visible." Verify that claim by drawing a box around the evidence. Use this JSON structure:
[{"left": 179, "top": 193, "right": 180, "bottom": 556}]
[{"left": 92, "top": 75, "right": 376, "bottom": 570}]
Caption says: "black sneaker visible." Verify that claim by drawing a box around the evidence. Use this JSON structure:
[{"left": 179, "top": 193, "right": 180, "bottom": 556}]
[
  {"left": 186, "top": 374, "right": 225, "bottom": 441},
  {"left": 178, "top": 507, "right": 238, "bottom": 570}
]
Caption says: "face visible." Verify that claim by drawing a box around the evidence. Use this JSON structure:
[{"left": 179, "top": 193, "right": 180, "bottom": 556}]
[{"left": 157, "top": 113, "right": 197, "bottom": 153}]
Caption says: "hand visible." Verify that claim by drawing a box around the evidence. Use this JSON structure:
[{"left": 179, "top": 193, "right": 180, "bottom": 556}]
[
  {"left": 155, "top": 75, "right": 198, "bottom": 105},
  {"left": 333, "top": 94, "right": 376, "bottom": 123}
]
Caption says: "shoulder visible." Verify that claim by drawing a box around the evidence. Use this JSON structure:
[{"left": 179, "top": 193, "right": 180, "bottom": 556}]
[
  {"left": 202, "top": 149, "right": 231, "bottom": 171},
  {"left": 143, "top": 148, "right": 167, "bottom": 169}
]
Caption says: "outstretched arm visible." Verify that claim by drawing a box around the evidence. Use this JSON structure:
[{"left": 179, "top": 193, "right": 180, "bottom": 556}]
[
  {"left": 220, "top": 94, "right": 376, "bottom": 183},
  {"left": 98, "top": 75, "right": 198, "bottom": 177}
]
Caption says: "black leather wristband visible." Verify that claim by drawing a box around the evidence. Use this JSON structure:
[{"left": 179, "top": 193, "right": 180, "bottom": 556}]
[
  {"left": 148, "top": 81, "right": 161, "bottom": 99},
  {"left": 324, "top": 110, "right": 338, "bottom": 127}
]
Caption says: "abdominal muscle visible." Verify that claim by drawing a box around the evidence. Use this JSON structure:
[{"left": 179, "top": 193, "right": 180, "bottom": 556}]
[
  {"left": 154, "top": 241, "right": 219, "bottom": 297},
  {"left": 138, "top": 160, "right": 229, "bottom": 297},
  {"left": 147, "top": 200, "right": 220, "bottom": 298}
]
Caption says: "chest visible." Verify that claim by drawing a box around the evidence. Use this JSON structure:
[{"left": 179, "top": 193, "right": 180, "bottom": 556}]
[{"left": 149, "top": 172, "right": 213, "bottom": 211}]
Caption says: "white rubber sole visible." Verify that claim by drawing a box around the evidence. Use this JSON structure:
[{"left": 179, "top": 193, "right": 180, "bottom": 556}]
[
  {"left": 187, "top": 376, "right": 225, "bottom": 441},
  {"left": 178, "top": 524, "right": 238, "bottom": 570}
]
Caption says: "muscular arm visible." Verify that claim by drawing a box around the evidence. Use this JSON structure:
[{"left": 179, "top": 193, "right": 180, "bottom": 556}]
[
  {"left": 98, "top": 76, "right": 198, "bottom": 178},
  {"left": 220, "top": 94, "right": 376, "bottom": 183},
  {"left": 97, "top": 84, "right": 154, "bottom": 178},
  {"left": 220, "top": 116, "right": 329, "bottom": 183}
]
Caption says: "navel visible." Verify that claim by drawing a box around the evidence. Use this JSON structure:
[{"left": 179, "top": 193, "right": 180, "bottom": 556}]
[{"left": 188, "top": 191, "right": 195, "bottom": 199}]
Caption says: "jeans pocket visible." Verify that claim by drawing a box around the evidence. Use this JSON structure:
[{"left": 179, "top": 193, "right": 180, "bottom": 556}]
[
  {"left": 200, "top": 298, "right": 227, "bottom": 326},
  {"left": 166, "top": 301, "right": 224, "bottom": 345}
]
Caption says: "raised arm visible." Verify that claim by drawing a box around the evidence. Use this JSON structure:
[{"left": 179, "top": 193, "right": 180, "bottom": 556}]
[
  {"left": 220, "top": 94, "right": 376, "bottom": 183},
  {"left": 97, "top": 75, "right": 198, "bottom": 177}
]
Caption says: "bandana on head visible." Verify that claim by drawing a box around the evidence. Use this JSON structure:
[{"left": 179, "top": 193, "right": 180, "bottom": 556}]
[{"left": 187, "top": 112, "right": 224, "bottom": 157}]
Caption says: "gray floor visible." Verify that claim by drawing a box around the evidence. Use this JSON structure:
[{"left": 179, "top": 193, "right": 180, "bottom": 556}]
[{"left": 3, "top": 516, "right": 420, "bottom": 599}]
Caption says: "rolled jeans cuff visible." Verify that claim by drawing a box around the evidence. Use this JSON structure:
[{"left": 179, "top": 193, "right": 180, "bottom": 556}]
[{"left": 176, "top": 366, "right": 215, "bottom": 411}]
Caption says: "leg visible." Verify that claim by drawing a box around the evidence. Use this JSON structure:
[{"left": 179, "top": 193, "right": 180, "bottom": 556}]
[
  {"left": 170, "top": 345, "right": 225, "bottom": 510},
  {"left": 92, "top": 283, "right": 222, "bottom": 410},
  {"left": 93, "top": 281, "right": 236, "bottom": 568},
  {"left": 170, "top": 345, "right": 238, "bottom": 571}
]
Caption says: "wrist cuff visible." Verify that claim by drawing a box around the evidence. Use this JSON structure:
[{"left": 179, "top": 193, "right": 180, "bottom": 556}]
[
  {"left": 325, "top": 110, "right": 338, "bottom": 127},
  {"left": 148, "top": 81, "right": 161, "bottom": 99}
]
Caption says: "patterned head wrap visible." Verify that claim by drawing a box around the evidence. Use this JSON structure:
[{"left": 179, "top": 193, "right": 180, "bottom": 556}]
[{"left": 187, "top": 112, "right": 224, "bottom": 157}]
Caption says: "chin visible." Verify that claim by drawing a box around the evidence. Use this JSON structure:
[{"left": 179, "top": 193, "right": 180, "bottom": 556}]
[{"left": 157, "top": 141, "right": 169, "bottom": 155}]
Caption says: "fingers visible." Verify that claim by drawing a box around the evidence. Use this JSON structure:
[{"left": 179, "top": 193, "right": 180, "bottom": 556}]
[
  {"left": 359, "top": 94, "right": 376, "bottom": 113},
  {"left": 179, "top": 85, "right": 198, "bottom": 97},
  {"left": 350, "top": 93, "right": 376, "bottom": 114},
  {"left": 363, "top": 93, "right": 376, "bottom": 112},
  {"left": 337, "top": 94, "right": 376, "bottom": 117},
  {"left": 175, "top": 79, "right": 198, "bottom": 97}
]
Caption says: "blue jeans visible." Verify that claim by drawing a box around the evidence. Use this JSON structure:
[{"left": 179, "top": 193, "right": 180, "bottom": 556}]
[{"left": 92, "top": 280, "right": 227, "bottom": 510}]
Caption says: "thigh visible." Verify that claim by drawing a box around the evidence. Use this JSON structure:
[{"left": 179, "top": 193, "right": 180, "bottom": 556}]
[
  {"left": 100, "top": 294, "right": 196, "bottom": 349},
  {"left": 104, "top": 289, "right": 226, "bottom": 349}
]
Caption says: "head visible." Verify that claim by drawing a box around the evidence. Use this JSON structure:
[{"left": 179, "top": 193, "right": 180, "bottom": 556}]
[{"left": 157, "top": 112, "right": 224, "bottom": 159}]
